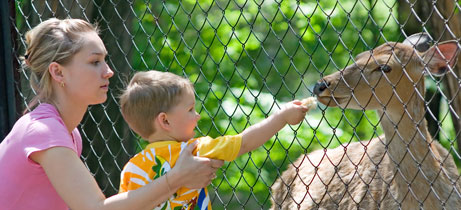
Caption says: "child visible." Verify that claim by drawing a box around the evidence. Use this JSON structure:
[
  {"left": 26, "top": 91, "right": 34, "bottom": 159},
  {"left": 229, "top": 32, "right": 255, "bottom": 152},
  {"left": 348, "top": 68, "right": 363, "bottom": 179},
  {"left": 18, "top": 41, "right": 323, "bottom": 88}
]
[{"left": 119, "top": 70, "right": 316, "bottom": 209}]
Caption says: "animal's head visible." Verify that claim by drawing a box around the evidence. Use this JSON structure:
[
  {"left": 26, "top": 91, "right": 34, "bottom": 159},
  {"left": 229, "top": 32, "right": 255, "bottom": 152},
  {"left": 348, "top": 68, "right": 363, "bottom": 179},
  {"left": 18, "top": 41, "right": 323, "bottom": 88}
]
[{"left": 313, "top": 33, "right": 458, "bottom": 110}]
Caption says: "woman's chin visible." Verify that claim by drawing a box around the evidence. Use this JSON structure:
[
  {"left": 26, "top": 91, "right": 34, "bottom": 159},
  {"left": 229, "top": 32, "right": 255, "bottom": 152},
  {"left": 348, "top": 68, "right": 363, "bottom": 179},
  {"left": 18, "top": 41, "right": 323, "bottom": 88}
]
[{"left": 90, "top": 96, "right": 108, "bottom": 105}]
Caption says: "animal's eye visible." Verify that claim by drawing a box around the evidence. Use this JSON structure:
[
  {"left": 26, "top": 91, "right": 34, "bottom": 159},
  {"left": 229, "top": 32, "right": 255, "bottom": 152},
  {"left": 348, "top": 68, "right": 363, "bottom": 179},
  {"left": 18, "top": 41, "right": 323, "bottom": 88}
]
[{"left": 375, "top": 64, "right": 392, "bottom": 73}]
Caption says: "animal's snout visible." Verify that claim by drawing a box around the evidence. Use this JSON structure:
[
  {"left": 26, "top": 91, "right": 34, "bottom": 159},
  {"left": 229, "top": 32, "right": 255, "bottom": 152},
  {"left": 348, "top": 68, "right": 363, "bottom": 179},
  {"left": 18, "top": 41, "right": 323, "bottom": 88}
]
[{"left": 313, "top": 81, "right": 330, "bottom": 95}]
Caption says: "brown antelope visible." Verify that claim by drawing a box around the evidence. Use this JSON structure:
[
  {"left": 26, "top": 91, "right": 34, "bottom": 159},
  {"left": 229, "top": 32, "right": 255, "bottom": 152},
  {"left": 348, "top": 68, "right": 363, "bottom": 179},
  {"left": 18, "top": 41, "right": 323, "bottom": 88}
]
[{"left": 271, "top": 34, "right": 460, "bottom": 209}]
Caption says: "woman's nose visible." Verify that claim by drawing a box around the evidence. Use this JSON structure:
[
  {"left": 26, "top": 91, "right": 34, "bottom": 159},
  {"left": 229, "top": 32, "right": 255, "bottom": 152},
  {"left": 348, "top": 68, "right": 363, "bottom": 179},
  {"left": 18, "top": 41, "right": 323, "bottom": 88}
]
[{"left": 104, "top": 66, "right": 114, "bottom": 78}]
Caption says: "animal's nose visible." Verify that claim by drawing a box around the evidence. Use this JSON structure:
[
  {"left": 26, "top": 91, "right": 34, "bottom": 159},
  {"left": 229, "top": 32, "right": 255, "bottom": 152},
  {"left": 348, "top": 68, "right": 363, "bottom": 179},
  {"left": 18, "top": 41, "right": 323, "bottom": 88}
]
[{"left": 313, "top": 81, "right": 330, "bottom": 95}]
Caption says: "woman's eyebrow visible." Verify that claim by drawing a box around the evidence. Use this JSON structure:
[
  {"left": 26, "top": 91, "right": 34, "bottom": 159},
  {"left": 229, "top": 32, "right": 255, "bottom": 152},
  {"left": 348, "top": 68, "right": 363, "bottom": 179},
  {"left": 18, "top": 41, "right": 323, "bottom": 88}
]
[
  {"left": 91, "top": 52, "right": 107, "bottom": 56},
  {"left": 91, "top": 48, "right": 108, "bottom": 56}
]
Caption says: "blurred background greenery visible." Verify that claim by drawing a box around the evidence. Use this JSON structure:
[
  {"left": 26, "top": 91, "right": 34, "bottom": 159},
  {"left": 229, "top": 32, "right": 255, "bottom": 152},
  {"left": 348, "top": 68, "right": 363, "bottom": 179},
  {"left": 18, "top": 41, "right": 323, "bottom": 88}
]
[{"left": 9, "top": 0, "right": 460, "bottom": 209}]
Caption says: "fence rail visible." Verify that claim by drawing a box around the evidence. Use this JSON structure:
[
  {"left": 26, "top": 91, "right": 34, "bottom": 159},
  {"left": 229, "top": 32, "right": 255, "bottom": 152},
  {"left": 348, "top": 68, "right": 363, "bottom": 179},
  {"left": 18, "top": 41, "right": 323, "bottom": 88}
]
[{"left": 0, "top": 0, "right": 16, "bottom": 140}]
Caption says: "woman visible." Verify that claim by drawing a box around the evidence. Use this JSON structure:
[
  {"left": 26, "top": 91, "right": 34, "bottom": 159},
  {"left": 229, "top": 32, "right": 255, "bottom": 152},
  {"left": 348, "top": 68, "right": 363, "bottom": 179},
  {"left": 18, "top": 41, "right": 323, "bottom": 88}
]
[{"left": 0, "top": 18, "right": 223, "bottom": 210}]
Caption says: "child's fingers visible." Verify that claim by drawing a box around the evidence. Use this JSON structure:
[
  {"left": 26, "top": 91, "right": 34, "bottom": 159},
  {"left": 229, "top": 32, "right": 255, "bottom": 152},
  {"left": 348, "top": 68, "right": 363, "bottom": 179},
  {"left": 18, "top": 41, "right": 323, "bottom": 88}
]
[
  {"left": 286, "top": 110, "right": 307, "bottom": 125},
  {"left": 292, "top": 100, "right": 303, "bottom": 105},
  {"left": 300, "top": 105, "right": 309, "bottom": 112},
  {"left": 294, "top": 103, "right": 308, "bottom": 114},
  {"left": 288, "top": 100, "right": 308, "bottom": 111}
]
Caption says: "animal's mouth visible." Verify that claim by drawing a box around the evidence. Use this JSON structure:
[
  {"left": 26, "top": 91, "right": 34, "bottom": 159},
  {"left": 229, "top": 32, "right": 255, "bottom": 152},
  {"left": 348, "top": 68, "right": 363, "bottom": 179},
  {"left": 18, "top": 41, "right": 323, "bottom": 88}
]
[{"left": 316, "top": 95, "right": 349, "bottom": 107}]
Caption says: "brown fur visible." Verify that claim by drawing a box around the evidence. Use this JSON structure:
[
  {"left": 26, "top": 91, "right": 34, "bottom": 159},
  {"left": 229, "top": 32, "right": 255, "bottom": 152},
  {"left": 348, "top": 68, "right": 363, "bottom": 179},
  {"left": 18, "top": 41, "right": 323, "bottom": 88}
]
[{"left": 271, "top": 42, "right": 461, "bottom": 209}]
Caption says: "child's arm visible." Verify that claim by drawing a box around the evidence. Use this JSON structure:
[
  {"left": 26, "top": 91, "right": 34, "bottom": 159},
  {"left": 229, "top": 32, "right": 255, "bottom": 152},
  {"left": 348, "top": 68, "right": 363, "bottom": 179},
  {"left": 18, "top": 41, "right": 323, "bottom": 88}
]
[{"left": 237, "top": 98, "right": 316, "bottom": 156}]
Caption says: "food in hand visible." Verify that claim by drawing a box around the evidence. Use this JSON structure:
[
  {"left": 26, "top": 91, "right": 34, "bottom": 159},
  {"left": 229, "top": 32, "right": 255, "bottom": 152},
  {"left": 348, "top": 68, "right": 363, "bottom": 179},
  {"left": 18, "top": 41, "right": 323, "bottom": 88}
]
[{"left": 301, "top": 97, "right": 317, "bottom": 110}]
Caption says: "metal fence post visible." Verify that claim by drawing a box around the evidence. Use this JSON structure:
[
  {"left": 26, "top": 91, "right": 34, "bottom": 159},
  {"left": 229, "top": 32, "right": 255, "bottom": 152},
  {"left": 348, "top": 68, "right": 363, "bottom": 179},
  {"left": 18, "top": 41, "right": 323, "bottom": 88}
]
[{"left": 0, "top": 0, "right": 16, "bottom": 141}]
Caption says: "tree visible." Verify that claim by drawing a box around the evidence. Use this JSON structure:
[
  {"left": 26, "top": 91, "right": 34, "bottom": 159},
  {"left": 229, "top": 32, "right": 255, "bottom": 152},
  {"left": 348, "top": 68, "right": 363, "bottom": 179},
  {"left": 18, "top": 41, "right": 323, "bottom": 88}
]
[
  {"left": 430, "top": 0, "right": 461, "bottom": 161},
  {"left": 398, "top": 0, "right": 461, "bottom": 160}
]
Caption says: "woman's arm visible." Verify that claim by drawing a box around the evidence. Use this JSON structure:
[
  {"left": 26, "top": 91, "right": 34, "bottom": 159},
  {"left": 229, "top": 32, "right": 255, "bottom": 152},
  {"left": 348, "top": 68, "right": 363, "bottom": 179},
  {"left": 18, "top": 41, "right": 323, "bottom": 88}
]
[{"left": 31, "top": 141, "right": 222, "bottom": 210}]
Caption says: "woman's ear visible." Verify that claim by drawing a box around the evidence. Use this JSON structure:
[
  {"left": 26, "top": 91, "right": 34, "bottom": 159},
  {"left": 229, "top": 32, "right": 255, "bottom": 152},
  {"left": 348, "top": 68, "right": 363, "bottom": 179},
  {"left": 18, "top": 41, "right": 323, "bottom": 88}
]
[
  {"left": 48, "top": 62, "right": 64, "bottom": 83},
  {"left": 156, "top": 112, "right": 171, "bottom": 131}
]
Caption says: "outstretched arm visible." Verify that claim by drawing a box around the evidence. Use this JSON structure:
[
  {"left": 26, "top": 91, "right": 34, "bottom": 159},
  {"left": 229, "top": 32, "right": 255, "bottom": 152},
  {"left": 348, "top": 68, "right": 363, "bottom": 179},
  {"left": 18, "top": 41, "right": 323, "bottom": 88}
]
[{"left": 238, "top": 100, "right": 312, "bottom": 156}]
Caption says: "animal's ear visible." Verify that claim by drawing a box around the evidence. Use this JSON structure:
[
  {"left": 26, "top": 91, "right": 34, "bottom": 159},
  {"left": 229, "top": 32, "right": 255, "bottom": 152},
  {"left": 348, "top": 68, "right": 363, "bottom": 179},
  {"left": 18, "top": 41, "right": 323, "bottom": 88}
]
[
  {"left": 422, "top": 41, "right": 459, "bottom": 76},
  {"left": 403, "top": 32, "right": 433, "bottom": 52}
]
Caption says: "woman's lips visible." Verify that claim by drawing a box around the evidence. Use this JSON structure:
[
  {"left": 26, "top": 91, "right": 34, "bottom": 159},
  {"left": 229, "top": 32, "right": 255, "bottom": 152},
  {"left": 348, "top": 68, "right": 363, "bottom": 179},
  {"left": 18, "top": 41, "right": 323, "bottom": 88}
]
[{"left": 100, "top": 84, "right": 109, "bottom": 90}]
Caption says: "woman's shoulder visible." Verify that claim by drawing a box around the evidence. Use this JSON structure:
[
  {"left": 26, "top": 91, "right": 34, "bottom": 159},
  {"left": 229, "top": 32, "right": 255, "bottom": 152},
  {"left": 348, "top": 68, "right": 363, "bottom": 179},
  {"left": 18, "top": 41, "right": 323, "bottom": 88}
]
[
  {"left": 15, "top": 103, "right": 68, "bottom": 138},
  {"left": 2, "top": 104, "right": 77, "bottom": 156},
  {"left": 28, "top": 103, "right": 61, "bottom": 121}
]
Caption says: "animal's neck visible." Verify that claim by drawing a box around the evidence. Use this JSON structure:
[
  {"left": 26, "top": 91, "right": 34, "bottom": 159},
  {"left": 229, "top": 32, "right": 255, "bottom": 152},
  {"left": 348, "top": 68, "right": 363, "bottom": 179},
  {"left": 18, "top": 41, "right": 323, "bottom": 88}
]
[
  {"left": 378, "top": 80, "right": 431, "bottom": 162},
  {"left": 378, "top": 104, "right": 433, "bottom": 167},
  {"left": 376, "top": 80, "right": 446, "bottom": 197}
]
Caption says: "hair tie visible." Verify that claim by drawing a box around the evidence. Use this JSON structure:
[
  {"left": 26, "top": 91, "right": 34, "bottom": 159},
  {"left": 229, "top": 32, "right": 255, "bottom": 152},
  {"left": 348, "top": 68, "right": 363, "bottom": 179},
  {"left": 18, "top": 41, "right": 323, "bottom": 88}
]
[{"left": 24, "top": 54, "right": 31, "bottom": 66}]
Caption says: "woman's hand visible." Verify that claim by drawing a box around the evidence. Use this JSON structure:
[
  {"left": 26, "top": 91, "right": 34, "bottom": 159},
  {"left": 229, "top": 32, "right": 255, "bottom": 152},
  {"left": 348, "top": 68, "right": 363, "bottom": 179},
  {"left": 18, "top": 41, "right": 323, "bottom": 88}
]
[{"left": 169, "top": 141, "right": 224, "bottom": 189}]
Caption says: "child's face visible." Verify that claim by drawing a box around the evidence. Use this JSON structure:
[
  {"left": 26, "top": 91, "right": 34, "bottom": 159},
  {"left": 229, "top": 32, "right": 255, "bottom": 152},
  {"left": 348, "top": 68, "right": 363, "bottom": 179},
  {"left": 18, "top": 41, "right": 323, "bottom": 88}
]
[{"left": 167, "top": 88, "right": 201, "bottom": 141}]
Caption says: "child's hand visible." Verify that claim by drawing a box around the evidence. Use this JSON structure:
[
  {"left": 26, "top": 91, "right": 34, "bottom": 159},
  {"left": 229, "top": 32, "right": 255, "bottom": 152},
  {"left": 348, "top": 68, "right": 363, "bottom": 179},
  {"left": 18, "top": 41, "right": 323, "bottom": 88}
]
[
  {"left": 279, "top": 100, "right": 311, "bottom": 125},
  {"left": 238, "top": 97, "right": 317, "bottom": 156}
]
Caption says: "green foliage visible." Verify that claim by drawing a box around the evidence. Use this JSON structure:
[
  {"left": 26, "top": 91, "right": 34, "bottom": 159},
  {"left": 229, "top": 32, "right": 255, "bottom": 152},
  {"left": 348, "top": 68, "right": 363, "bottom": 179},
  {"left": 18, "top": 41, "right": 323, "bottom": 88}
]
[{"left": 129, "top": 0, "right": 458, "bottom": 208}]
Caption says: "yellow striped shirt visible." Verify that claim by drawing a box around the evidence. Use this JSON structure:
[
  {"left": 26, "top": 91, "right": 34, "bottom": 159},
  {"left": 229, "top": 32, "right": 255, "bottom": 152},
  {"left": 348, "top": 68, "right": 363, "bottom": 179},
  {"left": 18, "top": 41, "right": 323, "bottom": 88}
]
[{"left": 119, "top": 135, "right": 242, "bottom": 210}]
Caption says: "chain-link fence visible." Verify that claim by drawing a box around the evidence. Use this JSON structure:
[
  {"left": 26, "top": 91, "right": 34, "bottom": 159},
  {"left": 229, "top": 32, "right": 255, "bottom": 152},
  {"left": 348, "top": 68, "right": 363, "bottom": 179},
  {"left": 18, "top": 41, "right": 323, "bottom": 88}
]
[{"left": 4, "top": 0, "right": 461, "bottom": 209}]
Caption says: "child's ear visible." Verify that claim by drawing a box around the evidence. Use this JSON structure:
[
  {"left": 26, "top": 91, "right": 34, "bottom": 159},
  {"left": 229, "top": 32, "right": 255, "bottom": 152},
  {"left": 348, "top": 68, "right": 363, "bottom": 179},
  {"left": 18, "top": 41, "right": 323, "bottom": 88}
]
[{"left": 156, "top": 112, "right": 171, "bottom": 131}]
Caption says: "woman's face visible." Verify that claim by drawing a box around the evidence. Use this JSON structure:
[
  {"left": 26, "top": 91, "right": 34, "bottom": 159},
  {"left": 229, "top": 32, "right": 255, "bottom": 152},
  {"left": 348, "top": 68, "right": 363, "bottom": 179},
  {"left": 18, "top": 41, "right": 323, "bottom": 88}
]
[{"left": 60, "top": 31, "right": 114, "bottom": 105}]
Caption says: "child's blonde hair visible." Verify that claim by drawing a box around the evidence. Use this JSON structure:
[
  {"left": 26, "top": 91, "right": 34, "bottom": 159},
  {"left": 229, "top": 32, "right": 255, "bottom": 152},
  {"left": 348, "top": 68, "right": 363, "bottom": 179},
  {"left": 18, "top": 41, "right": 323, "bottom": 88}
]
[
  {"left": 23, "top": 18, "right": 99, "bottom": 110},
  {"left": 120, "top": 70, "right": 194, "bottom": 138}
]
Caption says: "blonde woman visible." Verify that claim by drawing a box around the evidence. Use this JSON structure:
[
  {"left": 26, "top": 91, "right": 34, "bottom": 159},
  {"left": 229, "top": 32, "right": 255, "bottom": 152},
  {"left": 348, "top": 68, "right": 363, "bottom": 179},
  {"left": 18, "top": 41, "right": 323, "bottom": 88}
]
[{"left": 0, "top": 18, "right": 223, "bottom": 210}]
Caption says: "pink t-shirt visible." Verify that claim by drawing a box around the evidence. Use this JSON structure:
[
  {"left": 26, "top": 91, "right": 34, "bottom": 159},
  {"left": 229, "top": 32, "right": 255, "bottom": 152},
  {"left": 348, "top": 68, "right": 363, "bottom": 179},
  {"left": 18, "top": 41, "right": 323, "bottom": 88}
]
[{"left": 0, "top": 103, "right": 82, "bottom": 210}]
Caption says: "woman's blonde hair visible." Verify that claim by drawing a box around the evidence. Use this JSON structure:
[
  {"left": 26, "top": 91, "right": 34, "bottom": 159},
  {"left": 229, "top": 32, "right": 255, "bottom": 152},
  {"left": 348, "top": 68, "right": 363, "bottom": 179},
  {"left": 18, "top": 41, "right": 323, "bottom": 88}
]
[
  {"left": 23, "top": 18, "right": 99, "bottom": 111},
  {"left": 120, "top": 70, "right": 194, "bottom": 138}
]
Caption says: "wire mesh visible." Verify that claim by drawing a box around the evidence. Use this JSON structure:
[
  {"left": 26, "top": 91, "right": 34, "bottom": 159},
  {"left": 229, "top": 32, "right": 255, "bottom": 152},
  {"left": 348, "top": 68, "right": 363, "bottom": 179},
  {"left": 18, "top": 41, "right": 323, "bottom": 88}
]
[{"left": 8, "top": 0, "right": 461, "bottom": 209}]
